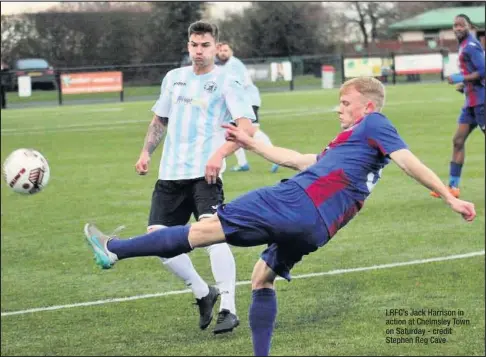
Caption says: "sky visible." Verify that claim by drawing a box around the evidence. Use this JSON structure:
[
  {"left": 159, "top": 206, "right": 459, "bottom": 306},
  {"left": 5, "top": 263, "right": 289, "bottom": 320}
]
[{"left": 0, "top": 1, "right": 252, "bottom": 16}]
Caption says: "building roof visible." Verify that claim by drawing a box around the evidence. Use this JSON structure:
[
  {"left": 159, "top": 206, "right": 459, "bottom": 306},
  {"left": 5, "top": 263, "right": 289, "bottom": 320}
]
[{"left": 389, "top": 6, "right": 485, "bottom": 31}]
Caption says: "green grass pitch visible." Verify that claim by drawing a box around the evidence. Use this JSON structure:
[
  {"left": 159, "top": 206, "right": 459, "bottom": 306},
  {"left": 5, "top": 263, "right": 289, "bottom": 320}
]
[{"left": 1, "top": 83, "right": 484, "bottom": 356}]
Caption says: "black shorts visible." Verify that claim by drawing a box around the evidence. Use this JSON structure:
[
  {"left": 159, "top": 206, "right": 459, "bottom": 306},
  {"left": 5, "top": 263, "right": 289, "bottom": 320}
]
[
  {"left": 148, "top": 177, "right": 224, "bottom": 226},
  {"left": 252, "top": 105, "right": 259, "bottom": 124}
]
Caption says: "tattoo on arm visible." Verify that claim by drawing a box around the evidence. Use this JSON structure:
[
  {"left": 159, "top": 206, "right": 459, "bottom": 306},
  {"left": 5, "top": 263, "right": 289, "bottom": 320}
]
[{"left": 143, "top": 117, "right": 168, "bottom": 155}]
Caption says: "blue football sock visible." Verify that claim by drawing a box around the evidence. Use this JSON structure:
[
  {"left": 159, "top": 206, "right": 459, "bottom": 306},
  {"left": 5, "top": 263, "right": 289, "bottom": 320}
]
[
  {"left": 449, "top": 162, "right": 463, "bottom": 188},
  {"left": 107, "top": 226, "right": 191, "bottom": 260},
  {"left": 249, "top": 288, "right": 277, "bottom": 356}
]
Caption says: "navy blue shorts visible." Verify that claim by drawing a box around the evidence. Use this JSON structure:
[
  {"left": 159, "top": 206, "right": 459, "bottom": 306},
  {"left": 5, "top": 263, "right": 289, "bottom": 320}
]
[
  {"left": 217, "top": 180, "right": 329, "bottom": 281},
  {"left": 457, "top": 105, "right": 485, "bottom": 130}
]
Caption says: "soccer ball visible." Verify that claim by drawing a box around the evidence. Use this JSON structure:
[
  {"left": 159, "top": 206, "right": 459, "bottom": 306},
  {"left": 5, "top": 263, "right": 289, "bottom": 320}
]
[{"left": 2, "top": 148, "right": 50, "bottom": 195}]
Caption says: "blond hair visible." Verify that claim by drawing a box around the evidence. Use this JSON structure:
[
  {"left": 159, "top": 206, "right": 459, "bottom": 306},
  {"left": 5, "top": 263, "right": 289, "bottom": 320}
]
[{"left": 340, "top": 77, "right": 386, "bottom": 112}]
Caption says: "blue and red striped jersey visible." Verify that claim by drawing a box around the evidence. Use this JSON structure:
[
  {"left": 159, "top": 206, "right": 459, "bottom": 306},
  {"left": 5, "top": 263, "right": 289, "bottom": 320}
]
[
  {"left": 291, "top": 113, "right": 408, "bottom": 237},
  {"left": 458, "top": 33, "right": 485, "bottom": 107}
]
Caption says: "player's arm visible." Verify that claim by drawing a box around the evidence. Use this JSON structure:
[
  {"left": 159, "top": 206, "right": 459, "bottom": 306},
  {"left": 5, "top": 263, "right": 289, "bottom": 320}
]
[
  {"left": 211, "top": 117, "right": 254, "bottom": 159},
  {"left": 142, "top": 74, "right": 171, "bottom": 157},
  {"left": 205, "top": 117, "right": 253, "bottom": 184},
  {"left": 141, "top": 115, "right": 168, "bottom": 156},
  {"left": 465, "top": 45, "right": 485, "bottom": 81},
  {"left": 223, "top": 123, "right": 317, "bottom": 171},
  {"left": 135, "top": 75, "right": 170, "bottom": 175},
  {"left": 390, "top": 149, "right": 454, "bottom": 202},
  {"left": 390, "top": 149, "right": 476, "bottom": 221},
  {"left": 205, "top": 76, "right": 259, "bottom": 183},
  {"left": 135, "top": 115, "right": 168, "bottom": 175},
  {"left": 449, "top": 46, "right": 485, "bottom": 83},
  {"left": 251, "top": 141, "right": 317, "bottom": 171}
]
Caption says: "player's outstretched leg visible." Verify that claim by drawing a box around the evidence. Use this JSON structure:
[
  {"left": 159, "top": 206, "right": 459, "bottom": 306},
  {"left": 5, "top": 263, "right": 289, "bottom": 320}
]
[
  {"left": 83, "top": 216, "right": 226, "bottom": 269},
  {"left": 83, "top": 223, "right": 192, "bottom": 269},
  {"left": 83, "top": 223, "right": 119, "bottom": 269}
]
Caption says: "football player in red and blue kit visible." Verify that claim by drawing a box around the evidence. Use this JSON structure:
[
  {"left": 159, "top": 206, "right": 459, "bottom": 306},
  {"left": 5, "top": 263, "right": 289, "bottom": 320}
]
[
  {"left": 83, "top": 77, "right": 477, "bottom": 356},
  {"left": 431, "top": 13, "right": 485, "bottom": 199}
]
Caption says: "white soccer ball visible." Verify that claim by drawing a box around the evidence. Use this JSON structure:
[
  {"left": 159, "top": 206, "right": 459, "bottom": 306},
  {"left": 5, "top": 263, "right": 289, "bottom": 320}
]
[{"left": 2, "top": 148, "right": 50, "bottom": 195}]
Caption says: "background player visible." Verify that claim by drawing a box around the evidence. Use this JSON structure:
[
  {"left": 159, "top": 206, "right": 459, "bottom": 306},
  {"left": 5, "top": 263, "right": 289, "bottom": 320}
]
[
  {"left": 85, "top": 77, "right": 476, "bottom": 356},
  {"left": 216, "top": 41, "right": 279, "bottom": 173},
  {"left": 134, "top": 20, "right": 255, "bottom": 334},
  {"left": 431, "top": 13, "right": 485, "bottom": 199}
]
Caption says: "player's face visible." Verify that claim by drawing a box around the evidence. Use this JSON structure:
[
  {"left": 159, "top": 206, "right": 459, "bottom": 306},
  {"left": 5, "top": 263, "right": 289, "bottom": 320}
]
[
  {"left": 453, "top": 17, "right": 469, "bottom": 41},
  {"left": 217, "top": 44, "right": 232, "bottom": 63},
  {"left": 188, "top": 33, "right": 217, "bottom": 69},
  {"left": 338, "top": 88, "right": 373, "bottom": 130}
]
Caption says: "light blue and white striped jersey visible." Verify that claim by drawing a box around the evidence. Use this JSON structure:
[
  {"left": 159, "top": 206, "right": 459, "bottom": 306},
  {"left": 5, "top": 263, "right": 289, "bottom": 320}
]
[
  {"left": 217, "top": 56, "right": 262, "bottom": 107},
  {"left": 152, "top": 65, "right": 256, "bottom": 180}
]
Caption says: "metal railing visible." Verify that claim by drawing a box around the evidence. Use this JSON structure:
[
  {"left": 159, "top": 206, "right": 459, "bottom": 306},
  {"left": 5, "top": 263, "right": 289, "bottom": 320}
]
[{"left": 1, "top": 50, "right": 453, "bottom": 109}]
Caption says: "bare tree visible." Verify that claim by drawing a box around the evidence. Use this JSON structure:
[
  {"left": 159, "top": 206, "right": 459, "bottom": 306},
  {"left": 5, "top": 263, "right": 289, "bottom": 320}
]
[
  {"left": 353, "top": 2, "right": 369, "bottom": 48},
  {"left": 218, "top": 2, "right": 333, "bottom": 57},
  {"left": 341, "top": 2, "right": 398, "bottom": 47}
]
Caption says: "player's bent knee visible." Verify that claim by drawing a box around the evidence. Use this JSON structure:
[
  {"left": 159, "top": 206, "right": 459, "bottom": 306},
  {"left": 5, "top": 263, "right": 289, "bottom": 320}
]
[
  {"left": 188, "top": 217, "right": 226, "bottom": 248},
  {"left": 452, "top": 136, "right": 466, "bottom": 150},
  {"left": 251, "top": 259, "right": 277, "bottom": 290}
]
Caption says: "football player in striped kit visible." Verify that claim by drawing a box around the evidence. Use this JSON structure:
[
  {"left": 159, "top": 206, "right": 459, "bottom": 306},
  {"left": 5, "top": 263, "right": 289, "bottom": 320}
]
[
  {"left": 431, "top": 13, "right": 485, "bottom": 199},
  {"left": 133, "top": 20, "right": 256, "bottom": 334}
]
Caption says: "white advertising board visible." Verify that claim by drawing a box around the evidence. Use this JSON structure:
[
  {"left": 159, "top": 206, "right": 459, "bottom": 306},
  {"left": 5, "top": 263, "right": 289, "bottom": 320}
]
[
  {"left": 344, "top": 57, "right": 385, "bottom": 78},
  {"left": 394, "top": 53, "right": 443, "bottom": 75},
  {"left": 270, "top": 61, "right": 292, "bottom": 82},
  {"left": 18, "top": 76, "right": 32, "bottom": 97}
]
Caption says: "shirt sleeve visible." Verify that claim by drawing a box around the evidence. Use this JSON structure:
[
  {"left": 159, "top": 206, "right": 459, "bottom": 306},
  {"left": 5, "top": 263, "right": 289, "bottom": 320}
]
[
  {"left": 222, "top": 76, "right": 256, "bottom": 123},
  {"left": 316, "top": 149, "right": 326, "bottom": 161},
  {"left": 151, "top": 74, "right": 171, "bottom": 118},
  {"left": 365, "top": 113, "right": 408, "bottom": 157},
  {"left": 236, "top": 62, "right": 261, "bottom": 107},
  {"left": 465, "top": 43, "right": 485, "bottom": 78}
]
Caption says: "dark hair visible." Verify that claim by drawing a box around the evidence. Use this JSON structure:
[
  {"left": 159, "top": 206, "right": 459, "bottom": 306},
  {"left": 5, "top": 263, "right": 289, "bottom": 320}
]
[
  {"left": 456, "top": 13, "right": 475, "bottom": 28},
  {"left": 218, "top": 41, "right": 232, "bottom": 48},
  {"left": 187, "top": 21, "right": 219, "bottom": 42}
]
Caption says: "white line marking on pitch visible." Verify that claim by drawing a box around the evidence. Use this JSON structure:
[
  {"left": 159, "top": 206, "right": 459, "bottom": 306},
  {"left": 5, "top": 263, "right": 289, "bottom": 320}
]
[{"left": 1, "top": 250, "right": 483, "bottom": 317}]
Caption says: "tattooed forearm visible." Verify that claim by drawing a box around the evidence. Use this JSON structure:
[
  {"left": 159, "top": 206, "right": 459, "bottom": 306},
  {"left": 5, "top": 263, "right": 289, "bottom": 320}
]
[{"left": 143, "top": 116, "right": 168, "bottom": 155}]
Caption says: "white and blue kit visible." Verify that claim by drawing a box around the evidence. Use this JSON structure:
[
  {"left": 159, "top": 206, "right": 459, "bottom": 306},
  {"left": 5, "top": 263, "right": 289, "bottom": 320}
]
[
  {"left": 216, "top": 56, "right": 262, "bottom": 122},
  {"left": 152, "top": 65, "right": 255, "bottom": 180}
]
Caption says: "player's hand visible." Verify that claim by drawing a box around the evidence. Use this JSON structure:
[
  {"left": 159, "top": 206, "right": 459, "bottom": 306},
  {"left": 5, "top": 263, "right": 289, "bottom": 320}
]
[
  {"left": 448, "top": 198, "right": 476, "bottom": 222},
  {"left": 455, "top": 83, "right": 465, "bottom": 93},
  {"left": 205, "top": 153, "right": 223, "bottom": 184},
  {"left": 222, "top": 124, "right": 256, "bottom": 150},
  {"left": 135, "top": 151, "right": 151, "bottom": 175}
]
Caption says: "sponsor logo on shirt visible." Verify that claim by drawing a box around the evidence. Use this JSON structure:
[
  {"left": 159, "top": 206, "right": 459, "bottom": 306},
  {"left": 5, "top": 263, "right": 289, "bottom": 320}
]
[
  {"left": 174, "top": 95, "right": 208, "bottom": 109},
  {"left": 176, "top": 95, "right": 192, "bottom": 104},
  {"left": 204, "top": 81, "right": 217, "bottom": 93}
]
